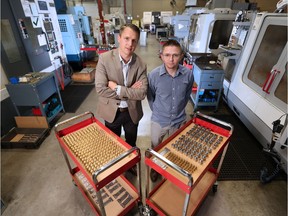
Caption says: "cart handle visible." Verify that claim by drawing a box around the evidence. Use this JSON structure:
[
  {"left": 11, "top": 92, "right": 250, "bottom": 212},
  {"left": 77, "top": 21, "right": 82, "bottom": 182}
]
[
  {"left": 92, "top": 146, "right": 140, "bottom": 183},
  {"left": 195, "top": 111, "right": 234, "bottom": 134},
  {"left": 54, "top": 111, "right": 95, "bottom": 133},
  {"left": 146, "top": 148, "right": 193, "bottom": 187}
]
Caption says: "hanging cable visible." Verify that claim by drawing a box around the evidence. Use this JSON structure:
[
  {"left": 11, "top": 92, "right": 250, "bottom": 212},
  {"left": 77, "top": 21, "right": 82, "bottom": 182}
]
[
  {"left": 260, "top": 114, "right": 287, "bottom": 184},
  {"left": 53, "top": 61, "right": 64, "bottom": 90}
]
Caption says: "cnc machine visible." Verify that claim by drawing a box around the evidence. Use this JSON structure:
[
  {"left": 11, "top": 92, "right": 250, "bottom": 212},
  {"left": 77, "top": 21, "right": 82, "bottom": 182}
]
[
  {"left": 225, "top": 11, "right": 287, "bottom": 174},
  {"left": 1, "top": 0, "right": 70, "bottom": 85}
]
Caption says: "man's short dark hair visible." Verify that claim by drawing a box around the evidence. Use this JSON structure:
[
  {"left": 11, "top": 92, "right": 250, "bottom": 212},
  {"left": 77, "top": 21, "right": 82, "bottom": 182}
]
[
  {"left": 162, "top": 39, "right": 183, "bottom": 53},
  {"left": 119, "top": 24, "right": 140, "bottom": 40}
]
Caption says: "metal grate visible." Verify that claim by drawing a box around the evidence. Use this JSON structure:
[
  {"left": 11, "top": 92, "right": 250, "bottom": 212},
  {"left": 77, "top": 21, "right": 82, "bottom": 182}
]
[{"left": 212, "top": 114, "right": 287, "bottom": 181}]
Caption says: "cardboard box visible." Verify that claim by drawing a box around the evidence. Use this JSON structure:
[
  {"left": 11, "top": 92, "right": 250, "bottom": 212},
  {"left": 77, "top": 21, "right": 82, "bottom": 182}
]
[
  {"left": 15, "top": 116, "right": 49, "bottom": 128},
  {"left": 72, "top": 67, "right": 96, "bottom": 83},
  {"left": 1, "top": 116, "right": 50, "bottom": 149},
  {"left": 83, "top": 60, "right": 97, "bottom": 68}
]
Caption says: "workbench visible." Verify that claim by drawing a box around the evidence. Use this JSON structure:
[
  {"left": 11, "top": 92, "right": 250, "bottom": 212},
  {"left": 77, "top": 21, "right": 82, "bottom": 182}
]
[{"left": 6, "top": 72, "right": 64, "bottom": 123}]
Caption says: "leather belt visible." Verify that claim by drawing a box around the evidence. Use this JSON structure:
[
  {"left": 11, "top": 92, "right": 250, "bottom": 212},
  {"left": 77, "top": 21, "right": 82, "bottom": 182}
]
[{"left": 118, "top": 107, "right": 128, "bottom": 112}]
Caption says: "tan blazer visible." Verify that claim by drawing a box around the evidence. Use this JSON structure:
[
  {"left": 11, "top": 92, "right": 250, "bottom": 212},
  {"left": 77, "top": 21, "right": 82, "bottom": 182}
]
[{"left": 95, "top": 49, "right": 148, "bottom": 124}]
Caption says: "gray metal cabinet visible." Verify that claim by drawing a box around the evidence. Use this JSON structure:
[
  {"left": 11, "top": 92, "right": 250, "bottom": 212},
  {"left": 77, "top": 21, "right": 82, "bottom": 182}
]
[
  {"left": 191, "top": 62, "right": 224, "bottom": 111},
  {"left": 6, "top": 72, "right": 64, "bottom": 123}
]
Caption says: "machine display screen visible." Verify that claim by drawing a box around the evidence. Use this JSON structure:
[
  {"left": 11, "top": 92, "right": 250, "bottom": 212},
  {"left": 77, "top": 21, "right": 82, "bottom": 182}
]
[
  {"left": 47, "top": 32, "right": 54, "bottom": 41},
  {"left": 44, "top": 21, "right": 53, "bottom": 32},
  {"left": 38, "top": 1, "right": 48, "bottom": 11},
  {"left": 209, "top": 20, "right": 233, "bottom": 49}
]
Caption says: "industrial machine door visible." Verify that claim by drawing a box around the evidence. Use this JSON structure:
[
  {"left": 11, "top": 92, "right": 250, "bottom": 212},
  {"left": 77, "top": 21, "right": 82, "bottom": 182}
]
[
  {"left": 242, "top": 15, "right": 287, "bottom": 113},
  {"left": 7, "top": 0, "right": 51, "bottom": 72},
  {"left": 1, "top": 0, "right": 32, "bottom": 78}
]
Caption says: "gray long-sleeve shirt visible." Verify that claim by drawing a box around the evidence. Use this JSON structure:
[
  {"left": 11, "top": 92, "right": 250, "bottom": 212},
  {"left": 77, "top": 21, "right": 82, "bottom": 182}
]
[{"left": 147, "top": 64, "right": 194, "bottom": 127}]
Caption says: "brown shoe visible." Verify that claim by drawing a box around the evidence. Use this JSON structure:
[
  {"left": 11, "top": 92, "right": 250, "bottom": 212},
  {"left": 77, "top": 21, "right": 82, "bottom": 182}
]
[{"left": 150, "top": 169, "right": 159, "bottom": 182}]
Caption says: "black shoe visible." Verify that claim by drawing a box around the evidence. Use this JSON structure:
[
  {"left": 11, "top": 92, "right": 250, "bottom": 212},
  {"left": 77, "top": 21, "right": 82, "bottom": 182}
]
[
  {"left": 128, "top": 166, "right": 137, "bottom": 176},
  {"left": 150, "top": 169, "right": 159, "bottom": 182}
]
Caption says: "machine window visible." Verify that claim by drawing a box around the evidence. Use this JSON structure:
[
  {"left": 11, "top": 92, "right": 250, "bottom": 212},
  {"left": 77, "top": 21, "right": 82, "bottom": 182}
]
[
  {"left": 209, "top": 20, "right": 233, "bottom": 49},
  {"left": 247, "top": 25, "right": 287, "bottom": 88},
  {"left": 1, "top": 19, "right": 22, "bottom": 63}
]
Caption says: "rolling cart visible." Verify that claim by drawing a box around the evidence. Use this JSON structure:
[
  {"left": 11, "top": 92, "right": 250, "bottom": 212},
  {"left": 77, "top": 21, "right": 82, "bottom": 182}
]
[
  {"left": 190, "top": 62, "right": 224, "bottom": 112},
  {"left": 55, "top": 112, "right": 142, "bottom": 216},
  {"left": 145, "top": 112, "right": 233, "bottom": 215}
]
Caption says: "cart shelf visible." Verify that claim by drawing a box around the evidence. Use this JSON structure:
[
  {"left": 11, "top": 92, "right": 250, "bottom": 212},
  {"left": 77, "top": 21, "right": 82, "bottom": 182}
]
[
  {"left": 147, "top": 171, "right": 216, "bottom": 216},
  {"left": 72, "top": 168, "right": 139, "bottom": 216},
  {"left": 55, "top": 111, "right": 142, "bottom": 216},
  {"left": 145, "top": 112, "right": 233, "bottom": 215}
]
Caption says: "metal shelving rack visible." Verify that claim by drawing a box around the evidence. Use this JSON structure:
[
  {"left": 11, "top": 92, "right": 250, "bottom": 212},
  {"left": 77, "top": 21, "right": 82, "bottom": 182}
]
[
  {"left": 145, "top": 112, "right": 233, "bottom": 215},
  {"left": 55, "top": 112, "right": 142, "bottom": 216}
]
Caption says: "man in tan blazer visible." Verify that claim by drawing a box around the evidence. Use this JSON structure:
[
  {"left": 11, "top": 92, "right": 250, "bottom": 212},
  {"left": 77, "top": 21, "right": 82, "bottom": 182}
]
[{"left": 95, "top": 24, "right": 148, "bottom": 147}]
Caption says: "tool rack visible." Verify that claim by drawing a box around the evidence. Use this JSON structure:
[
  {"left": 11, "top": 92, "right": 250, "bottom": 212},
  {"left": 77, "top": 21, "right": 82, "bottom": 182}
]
[
  {"left": 55, "top": 112, "right": 142, "bottom": 216},
  {"left": 145, "top": 112, "right": 233, "bottom": 216}
]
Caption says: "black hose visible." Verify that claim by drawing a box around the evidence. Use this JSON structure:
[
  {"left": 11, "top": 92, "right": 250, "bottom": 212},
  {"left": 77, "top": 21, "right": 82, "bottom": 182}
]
[
  {"left": 260, "top": 163, "right": 282, "bottom": 184},
  {"left": 62, "top": 62, "right": 73, "bottom": 78}
]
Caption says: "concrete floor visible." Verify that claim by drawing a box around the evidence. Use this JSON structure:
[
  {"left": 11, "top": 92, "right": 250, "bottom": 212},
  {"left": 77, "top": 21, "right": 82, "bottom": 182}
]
[{"left": 1, "top": 35, "right": 287, "bottom": 216}]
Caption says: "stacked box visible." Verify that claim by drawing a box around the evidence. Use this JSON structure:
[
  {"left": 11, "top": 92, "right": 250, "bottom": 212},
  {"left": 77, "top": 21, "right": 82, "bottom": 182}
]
[{"left": 72, "top": 67, "right": 96, "bottom": 83}]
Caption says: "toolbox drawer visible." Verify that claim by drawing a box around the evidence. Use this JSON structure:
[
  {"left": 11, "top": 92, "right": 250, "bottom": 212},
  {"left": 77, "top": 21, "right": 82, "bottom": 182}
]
[
  {"left": 194, "top": 71, "right": 224, "bottom": 83},
  {"left": 200, "top": 73, "right": 223, "bottom": 82},
  {"left": 200, "top": 81, "right": 222, "bottom": 89}
]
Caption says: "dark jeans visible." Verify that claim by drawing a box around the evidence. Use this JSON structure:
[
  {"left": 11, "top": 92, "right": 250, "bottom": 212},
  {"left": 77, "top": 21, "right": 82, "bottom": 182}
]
[{"left": 105, "top": 110, "right": 138, "bottom": 147}]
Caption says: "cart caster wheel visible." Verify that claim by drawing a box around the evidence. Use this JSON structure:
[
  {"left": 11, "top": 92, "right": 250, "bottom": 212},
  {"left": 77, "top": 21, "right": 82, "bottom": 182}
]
[
  {"left": 139, "top": 205, "right": 157, "bottom": 216},
  {"left": 149, "top": 209, "right": 157, "bottom": 216},
  {"left": 72, "top": 180, "right": 77, "bottom": 187},
  {"left": 212, "top": 183, "right": 218, "bottom": 193}
]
